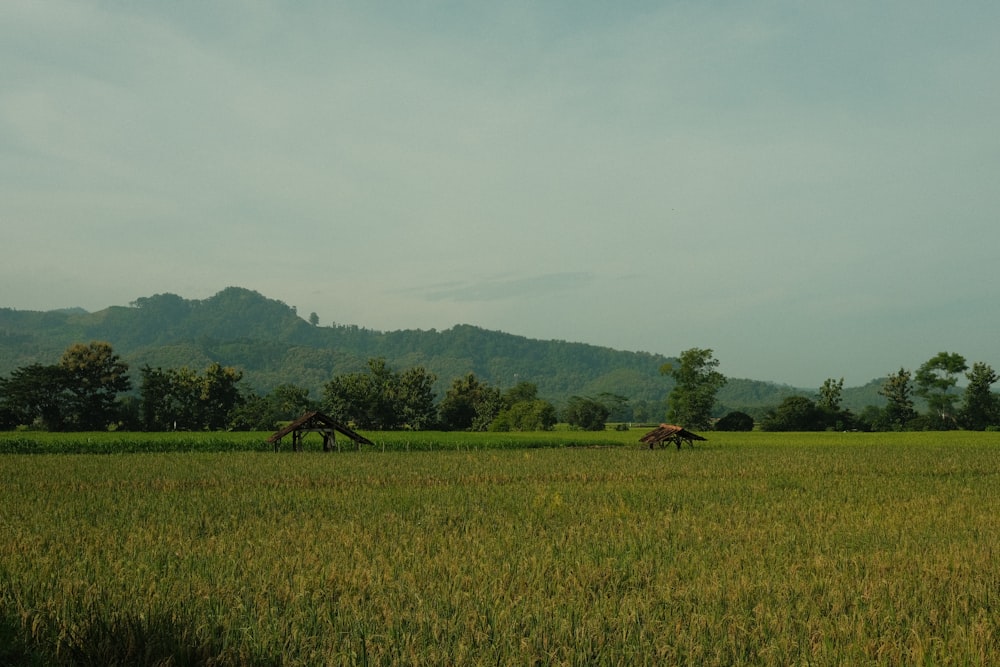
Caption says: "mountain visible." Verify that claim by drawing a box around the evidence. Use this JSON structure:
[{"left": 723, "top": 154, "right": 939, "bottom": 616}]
[{"left": 0, "top": 287, "right": 883, "bottom": 413}]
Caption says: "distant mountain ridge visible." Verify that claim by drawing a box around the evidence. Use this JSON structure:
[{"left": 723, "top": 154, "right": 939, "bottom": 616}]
[{"left": 0, "top": 287, "right": 884, "bottom": 414}]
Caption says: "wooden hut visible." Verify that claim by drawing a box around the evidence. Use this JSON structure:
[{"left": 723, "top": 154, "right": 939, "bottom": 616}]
[
  {"left": 267, "top": 411, "right": 374, "bottom": 452},
  {"left": 640, "top": 423, "right": 706, "bottom": 450}
]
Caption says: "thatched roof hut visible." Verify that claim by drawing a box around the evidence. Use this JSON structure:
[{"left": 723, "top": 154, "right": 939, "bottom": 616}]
[
  {"left": 640, "top": 423, "right": 706, "bottom": 450},
  {"left": 268, "top": 411, "right": 373, "bottom": 452}
]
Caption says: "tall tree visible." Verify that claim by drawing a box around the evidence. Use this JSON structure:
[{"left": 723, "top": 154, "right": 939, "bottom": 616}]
[
  {"left": 961, "top": 362, "right": 1000, "bottom": 430},
  {"left": 59, "top": 341, "right": 131, "bottom": 430},
  {"left": 914, "top": 352, "right": 967, "bottom": 426},
  {"left": 817, "top": 378, "right": 844, "bottom": 413},
  {"left": 0, "top": 363, "right": 70, "bottom": 430},
  {"left": 439, "top": 373, "right": 500, "bottom": 431},
  {"left": 815, "top": 377, "right": 856, "bottom": 430},
  {"left": 139, "top": 365, "right": 174, "bottom": 431},
  {"left": 167, "top": 367, "right": 204, "bottom": 429},
  {"left": 362, "top": 357, "right": 401, "bottom": 430},
  {"left": 660, "top": 348, "right": 727, "bottom": 429},
  {"left": 471, "top": 385, "right": 503, "bottom": 432},
  {"left": 879, "top": 368, "right": 916, "bottom": 430},
  {"left": 200, "top": 363, "right": 244, "bottom": 430},
  {"left": 397, "top": 366, "right": 438, "bottom": 430}
]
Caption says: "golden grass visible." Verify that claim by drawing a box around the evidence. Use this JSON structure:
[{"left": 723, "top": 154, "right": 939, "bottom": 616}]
[{"left": 1, "top": 432, "right": 999, "bottom": 665}]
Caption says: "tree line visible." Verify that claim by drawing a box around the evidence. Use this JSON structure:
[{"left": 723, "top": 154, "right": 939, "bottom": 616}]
[
  {"left": 1, "top": 342, "right": 997, "bottom": 433},
  {"left": 756, "top": 352, "right": 1000, "bottom": 432},
  {"left": 0, "top": 342, "right": 623, "bottom": 433},
  {"left": 651, "top": 347, "right": 999, "bottom": 433}
]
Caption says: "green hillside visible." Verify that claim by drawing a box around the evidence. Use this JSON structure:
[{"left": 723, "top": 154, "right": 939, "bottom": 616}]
[{"left": 0, "top": 287, "right": 883, "bottom": 414}]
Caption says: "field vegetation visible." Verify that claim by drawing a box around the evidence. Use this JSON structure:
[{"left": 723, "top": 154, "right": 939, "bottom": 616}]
[
  {"left": 2, "top": 431, "right": 999, "bottom": 665},
  {"left": 0, "top": 428, "right": 637, "bottom": 455}
]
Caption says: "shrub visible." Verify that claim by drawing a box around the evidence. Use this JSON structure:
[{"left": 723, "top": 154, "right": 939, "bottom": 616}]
[{"left": 715, "top": 411, "right": 754, "bottom": 431}]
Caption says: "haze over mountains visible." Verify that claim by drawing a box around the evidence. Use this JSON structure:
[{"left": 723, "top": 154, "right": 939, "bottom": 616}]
[{"left": 0, "top": 287, "right": 885, "bottom": 414}]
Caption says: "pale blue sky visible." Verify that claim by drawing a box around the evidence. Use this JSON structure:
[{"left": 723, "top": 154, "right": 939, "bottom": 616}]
[{"left": 2, "top": 1, "right": 998, "bottom": 387}]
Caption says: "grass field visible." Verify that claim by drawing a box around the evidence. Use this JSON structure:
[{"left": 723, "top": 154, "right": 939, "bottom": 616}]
[
  {"left": 0, "top": 427, "right": 637, "bottom": 454},
  {"left": 2, "top": 431, "right": 999, "bottom": 665}
]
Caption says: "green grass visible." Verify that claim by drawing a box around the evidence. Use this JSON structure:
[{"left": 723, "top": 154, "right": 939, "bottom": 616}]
[
  {"left": 1, "top": 432, "right": 999, "bottom": 665},
  {"left": 0, "top": 428, "right": 640, "bottom": 454}
]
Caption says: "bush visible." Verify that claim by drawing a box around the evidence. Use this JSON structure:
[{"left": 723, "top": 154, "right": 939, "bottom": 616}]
[
  {"left": 761, "top": 396, "right": 823, "bottom": 431},
  {"left": 715, "top": 411, "right": 754, "bottom": 431},
  {"left": 562, "top": 396, "right": 610, "bottom": 431}
]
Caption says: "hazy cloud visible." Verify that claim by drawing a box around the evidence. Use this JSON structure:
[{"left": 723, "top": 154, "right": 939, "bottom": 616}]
[{"left": 2, "top": 1, "right": 999, "bottom": 386}]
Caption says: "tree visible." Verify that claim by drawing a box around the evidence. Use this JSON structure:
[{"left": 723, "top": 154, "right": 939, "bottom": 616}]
[
  {"left": 471, "top": 385, "right": 503, "bottom": 432},
  {"left": 0, "top": 403, "right": 17, "bottom": 430},
  {"left": 397, "top": 366, "right": 438, "bottom": 429},
  {"left": 817, "top": 378, "right": 844, "bottom": 413},
  {"left": 879, "top": 368, "right": 916, "bottom": 430},
  {"left": 322, "top": 358, "right": 437, "bottom": 430},
  {"left": 362, "top": 357, "right": 400, "bottom": 430},
  {"left": 59, "top": 342, "right": 131, "bottom": 430},
  {"left": 596, "top": 392, "right": 630, "bottom": 422},
  {"left": 629, "top": 399, "right": 656, "bottom": 424},
  {"left": 914, "top": 352, "right": 967, "bottom": 427},
  {"left": 200, "top": 363, "right": 244, "bottom": 430},
  {"left": 491, "top": 400, "right": 558, "bottom": 432},
  {"left": 761, "top": 396, "right": 824, "bottom": 431},
  {"left": 269, "top": 384, "right": 317, "bottom": 420},
  {"left": 490, "top": 382, "right": 557, "bottom": 431},
  {"left": 227, "top": 391, "right": 273, "bottom": 431},
  {"left": 660, "top": 348, "right": 726, "bottom": 429},
  {"left": 323, "top": 361, "right": 387, "bottom": 429},
  {"left": 230, "top": 383, "right": 319, "bottom": 431},
  {"left": 438, "top": 373, "right": 501, "bottom": 431},
  {"left": 438, "top": 374, "right": 480, "bottom": 430},
  {"left": 815, "top": 377, "right": 856, "bottom": 430},
  {"left": 0, "top": 342, "right": 131, "bottom": 431},
  {"left": 139, "top": 363, "right": 244, "bottom": 430},
  {"left": 139, "top": 365, "right": 174, "bottom": 431},
  {"left": 0, "top": 363, "right": 70, "bottom": 430},
  {"left": 856, "top": 405, "right": 884, "bottom": 432},
  {"left": 502, "top": 381, "right": 540, "bottom": 407},
  {"left": 961, "top": 362, "right": 1000, "bottom": 430},
  {"left": 168, "top": 367, "right": 205, "bottom": 429},
  {"left": 563, "top": 396, "right": 610, "bottom": 431},
  {"left": 309, "top": 312, "right": 320, "bottom": 326}
]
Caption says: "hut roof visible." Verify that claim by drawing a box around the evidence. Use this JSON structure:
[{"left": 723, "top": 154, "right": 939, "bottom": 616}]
[
  {"left": 639, "top": 423, "right": 707, "bottom": 447},
  {"left": 267, "top": 410, "right": 374, "bottom": 446}
]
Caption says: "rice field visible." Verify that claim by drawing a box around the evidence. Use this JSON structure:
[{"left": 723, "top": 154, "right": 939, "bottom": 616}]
[
  {"left": 1, "top": 431, "right": 999, "bottom": 665},
  {"left": 0, "top": 428, "right": 636, "bottom": 455}
]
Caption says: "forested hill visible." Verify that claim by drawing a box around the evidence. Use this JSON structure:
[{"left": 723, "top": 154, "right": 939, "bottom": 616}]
[{"left": 0, "top": 287, "right": 880, "bottom": 412}]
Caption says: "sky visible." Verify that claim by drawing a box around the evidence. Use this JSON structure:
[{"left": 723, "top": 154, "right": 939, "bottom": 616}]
[{"left": 2, "top": 1, "right": 999, "bottom": 388}]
